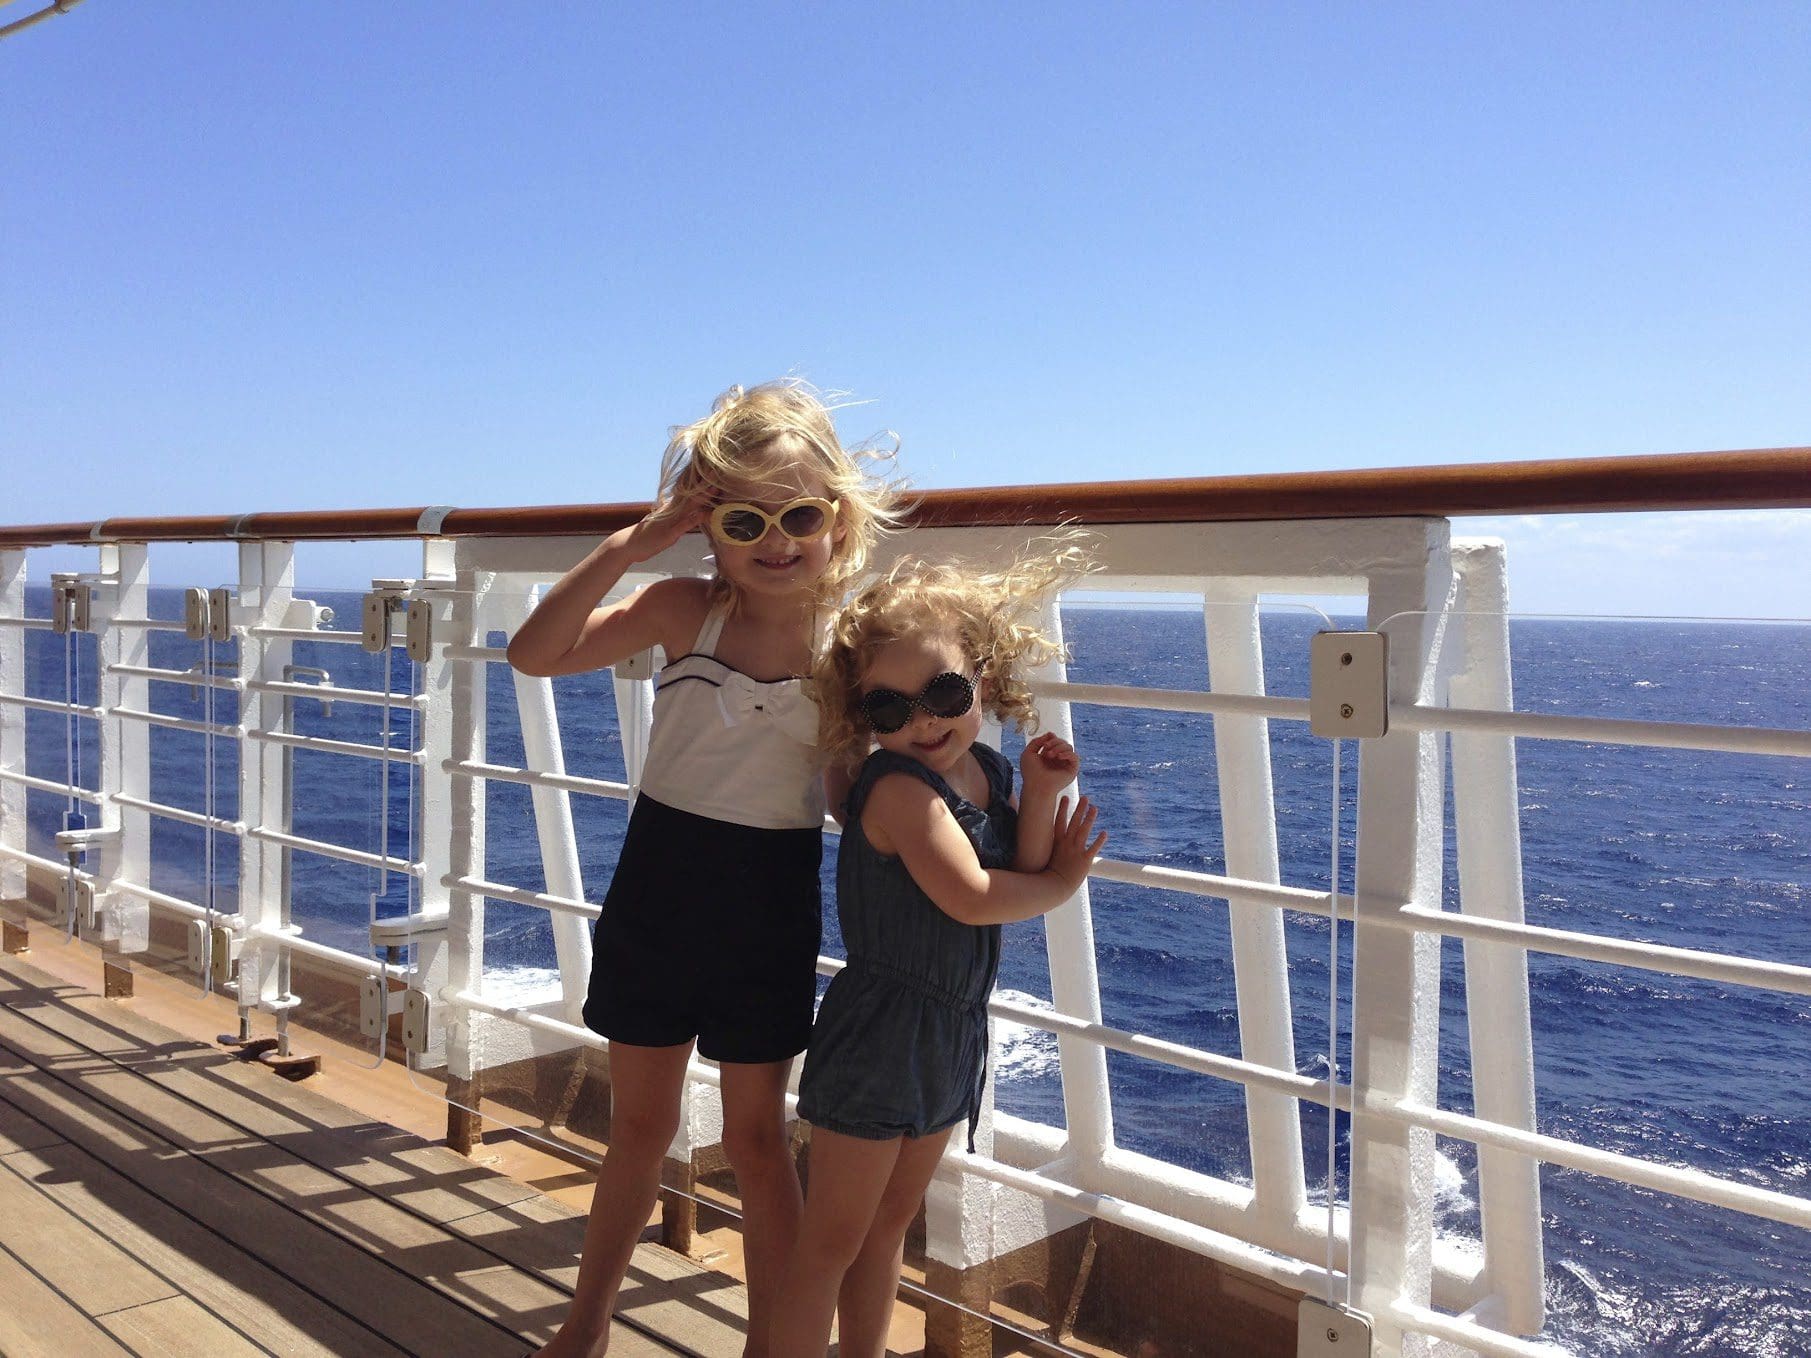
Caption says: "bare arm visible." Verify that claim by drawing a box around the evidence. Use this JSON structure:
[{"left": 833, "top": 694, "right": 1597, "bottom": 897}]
[
  {"left": 506, "top": 503, "right": 707, "bottom": 677},
  {"left": 1014, "top": 732, "right": 1079, "bottom": 872},
  {"left": 866, "top": 776, "right": 1105, "bottom": 927}
]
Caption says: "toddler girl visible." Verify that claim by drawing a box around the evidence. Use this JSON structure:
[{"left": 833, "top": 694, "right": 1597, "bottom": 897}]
[
  {"left": 509, "top": 381, "right": 895, "bottom": 1358},
  {"left": 773, "top": 541, "right": 1107, "bottom": 1357}
]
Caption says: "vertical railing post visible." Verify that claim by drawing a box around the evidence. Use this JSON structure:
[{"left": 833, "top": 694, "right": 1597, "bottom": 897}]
[
  {"left": 1347, "top": 523, "right": 1454, "bottom": 1358},
  {"left": 442, "top": 575, "right": 490, "bottom": 1153},
  {"left": 236, "top": 542, "right": 295, "bottom": 1036},
  {"left": 1202, "top": 583, "right": 1308, "bottom": 1248},
  {"left": 1034, "top": 601, "right": 1115, "bottom": 1163},
  {"left": 1448, "top": 540, "right": 1544, "bottom": 1334},
  {"left": 504, "top": 592, "right": 592, "bottom": 1015},
  {"left": 92, "top": 543, "right": 151, "bottom": 988},
  {"left": 409, "top": 572, "right": 458, "bottom": 1085},
  {"left": 0, "top": 551, "right": 26, "bottom": 916}
]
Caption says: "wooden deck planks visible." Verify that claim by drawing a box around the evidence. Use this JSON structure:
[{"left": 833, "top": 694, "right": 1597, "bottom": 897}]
[
  {"left": 0, "top": 1010, "right": 545, "bottom": 1358},
  {"left": 96, "top": 1295, "right": 272, "bottom": 1358},
  {"left": 0, "top": 951, "right": 740, "bottom": 1358},
  {"left": 0, "top": 1240, "right": 134, "bottom": 1358}
]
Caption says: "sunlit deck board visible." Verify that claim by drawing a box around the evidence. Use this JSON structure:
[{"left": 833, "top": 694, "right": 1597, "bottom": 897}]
[{"left": 0, "top": 950, "right": 747, "bottom": 1357}]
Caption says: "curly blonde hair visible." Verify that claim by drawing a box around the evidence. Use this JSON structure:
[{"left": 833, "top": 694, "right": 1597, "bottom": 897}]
[
  {"left": 650, "top": 380, "right": 902, "bottom": 605},
  {"left": 814, "top": 534, "right": 1099, "bottom": 766}
]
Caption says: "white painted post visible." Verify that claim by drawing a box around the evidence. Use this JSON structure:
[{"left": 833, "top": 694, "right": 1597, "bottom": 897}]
[
  {"left": 505, "top": 594, "right": 592, "bottom": 1020},
  {"left": 406, "top": 574, "right": 458, "bottom": 1071},
  {"left": 1202, "top": 584, "right": 1308, "bottom": 1246},
  {"left": 443, "top": 578, "right": 491, "bottom": 1088},
  {"left": 1448, "top": 540, "right": 1544, "bottom": 1334},
  {"left": 0, "top": 552, "right": 25, "bottom": 905},
  {"left": 93, "top": 544, "right": 151, "bottom": 955},
  {"left": 1347, "top": 523, "right": 1455, "bottom": 1358},
  {"left": 1032, "top": 600, "right": 1116, "bottom": 1164},
  {"left": 236, "top": 542, "right": 296, "bottom": 1022}
]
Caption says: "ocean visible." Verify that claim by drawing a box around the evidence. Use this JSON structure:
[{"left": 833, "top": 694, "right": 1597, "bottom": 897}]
[{"left": 14, "top": 588, "right": 1810, "bottom": 1356}]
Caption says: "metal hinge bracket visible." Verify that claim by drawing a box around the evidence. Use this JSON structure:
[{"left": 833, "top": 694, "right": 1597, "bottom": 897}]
[
  {"left": 1297, "top": 1297, "right": 1373, "bottom": 1356},
  {"left": 1309, "top": 631, "right": 1389, "bottom": 739}
]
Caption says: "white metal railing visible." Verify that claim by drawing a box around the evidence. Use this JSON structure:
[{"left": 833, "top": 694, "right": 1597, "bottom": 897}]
[{"left": 0, "top": 520, "right": 1804, "bottom": 1358}]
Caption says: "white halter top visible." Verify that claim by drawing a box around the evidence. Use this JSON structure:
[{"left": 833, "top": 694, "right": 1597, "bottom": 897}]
[{"left": 636, "top": 601, "right": 826, "bottom": 830}]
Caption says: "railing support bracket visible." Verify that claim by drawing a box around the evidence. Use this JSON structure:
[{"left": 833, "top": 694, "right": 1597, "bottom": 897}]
[
  {"left": 1310, "top": 630, "right": 1389, "bottom": 739},
  {"left": 1297, "top": 1297, "right": 1372, "bottom": 1356}
]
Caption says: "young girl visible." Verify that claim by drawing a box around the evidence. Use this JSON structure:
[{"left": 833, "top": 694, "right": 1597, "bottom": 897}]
[
  {"left": 773, "top": 543, "right": 1108, "bottom": 1358},
  {"left": 508, "top": 382, "right": 896, "bottom": 1358}
]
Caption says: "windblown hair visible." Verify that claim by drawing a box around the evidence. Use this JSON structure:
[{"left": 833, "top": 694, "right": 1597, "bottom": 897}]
[
  {"left": 651, "top": 379, "right": 902, "bottom": 604},
  {"left": 814, "top": 533, "right": 1099, "bottom": 766}
]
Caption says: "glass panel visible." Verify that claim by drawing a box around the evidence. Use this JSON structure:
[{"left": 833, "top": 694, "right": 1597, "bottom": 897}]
[{"left": 1371, "top": 607, "right": 1811, "bottom": 1354}]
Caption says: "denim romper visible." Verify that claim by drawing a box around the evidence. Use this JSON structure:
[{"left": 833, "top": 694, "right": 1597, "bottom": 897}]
[{"left": 797, "top": 744, "right": 1017, "bottom": 1150}]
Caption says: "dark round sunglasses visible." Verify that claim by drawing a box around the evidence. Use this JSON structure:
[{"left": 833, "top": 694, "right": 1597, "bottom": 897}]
[{"left": 858, "top": 670, "right": 977, "bottom": 735}]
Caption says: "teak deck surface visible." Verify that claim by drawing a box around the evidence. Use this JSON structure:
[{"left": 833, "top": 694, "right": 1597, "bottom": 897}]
[{"left": 0, "top": 951, "right": 750, "bottom": 1358}]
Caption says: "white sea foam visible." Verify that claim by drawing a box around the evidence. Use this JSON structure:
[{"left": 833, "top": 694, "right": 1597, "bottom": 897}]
[
  {"left": 480, "top": 963, "right": 563, "bottom": 1008},
  {"left": 992, "top": 989, "right": 1061, "bottom": 1083}
]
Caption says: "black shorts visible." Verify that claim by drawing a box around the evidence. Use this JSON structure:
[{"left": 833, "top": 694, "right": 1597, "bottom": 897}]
[{"left": 581, "top": 795, "right": 823, "bottom": 1064}]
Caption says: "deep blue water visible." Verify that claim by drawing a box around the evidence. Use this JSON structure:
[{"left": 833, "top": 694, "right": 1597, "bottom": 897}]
[{"left": 15, "top": 587, "right": 1809, "bottom": 1355}]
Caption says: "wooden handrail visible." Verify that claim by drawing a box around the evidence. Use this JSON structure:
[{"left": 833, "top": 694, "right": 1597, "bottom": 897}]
[{"left": 1, "top": 446, "right": 1805, "bottom": 548}]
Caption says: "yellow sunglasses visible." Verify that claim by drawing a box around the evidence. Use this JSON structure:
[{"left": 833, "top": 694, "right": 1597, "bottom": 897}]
[{"left": 708, "top": 497, "right": 839, "bottom": 545}]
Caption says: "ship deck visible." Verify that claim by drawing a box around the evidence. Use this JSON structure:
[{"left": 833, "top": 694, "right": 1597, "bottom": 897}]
[{"left": 0, "top": 947, "right": 750, "bottom": 1358}]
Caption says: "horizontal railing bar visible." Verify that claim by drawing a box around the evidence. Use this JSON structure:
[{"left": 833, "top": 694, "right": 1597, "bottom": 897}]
[
  {"left": 0, "top": 843, "right": 94, "bottom": 882},
  {"left": 939, "top": 1145, "right": 1333, "bottom": 1295},
  {"left": 0, "top": 692, "right": 102, "bottom": 717},
  {"left": 0, "top": 617, "right": 54, "bottom": 629},
  {"left": 442, "top": 759, "right": 632, "bottom": 800},
  {"left": 988, "top": 993, "right": 1330, "bottom": 1106},
  {"left": 0, "top": 768, "right": 103, "bottom": 802},
  {"left": 1367, "top": 1093, "right": 1811, "bottom": 1233},
  {"left": 1381, "top": 1302, "right": 1567, "bottom": 1358},
  {"left": 108, "top": 618, "right": 197, "bottom": 633},
  {"left": 108, "top": 706, "right": 239, "bottom": 737},
  {"left": 106, "top": 662, "right": 242, "bottom": 690},
  {"left": 1032, "top": 678, "right": 1310, "bottom": 721},
  {"left": 245, "top": 825, "right": 422, "bottom": 877},
  {"left": 3, "top": 447, "right": 1806, "bottom": 545},
  {"left": 246, "top": 926, "right": 408, "bottom": 980},
  {"left": 111, "top": 877, "right": 230, "bottom": 922},
  {"left": 1396, "top": 702, "right": 1811, "bottom": 759},
  {"left": 1091, "top": 856, "right": 1335, "bottom": 915},
  {"left": 247, "top": 728, "right": 422, "bottom": 764},
  {"left": 247, "top": 627, "right": 377, "bottom": 645},
  {"left": 1379, "top": 903, "right": 1811, "bottom": 996},
  {"left": 442, "top": 873, "right": 599, "bottom": 920},
  {"left": 111, "top": 792, "right": 245, "bottom": 835},
  {"left": 443, "top": 644, "right": 509, "bottom": 664},
  {"left": 245, "top": 678, "right": 423, "bottom": 708}
]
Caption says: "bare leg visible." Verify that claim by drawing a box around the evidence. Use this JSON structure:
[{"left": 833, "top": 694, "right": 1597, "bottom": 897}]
[
  {"left": 770, "top": 1129, "right": 903, "bottom": 1356},
  {"left": 718, "top": 1059, "right": 804, "bottom": 1358},
  {"left": 532, "top": 1041, "right": 693, "bottom": 1358},
  {"left": 835, "top": 1127, "right": 954, "bottom": 1358}
]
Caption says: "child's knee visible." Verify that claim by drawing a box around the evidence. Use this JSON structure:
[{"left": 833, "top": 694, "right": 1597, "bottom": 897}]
[
  {"left": 609, "top": 1102, "right": 681, "bottom": 1155},
  {"left": 721, "top": 1118, "right": 791, "bottom": 1176}
]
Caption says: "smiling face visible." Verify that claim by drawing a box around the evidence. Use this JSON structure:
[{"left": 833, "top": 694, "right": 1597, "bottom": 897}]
[
  {"left": 705, "top": 439, "right": 845, "bottom": 601},
  {"left": 860, "top": 629, "right": 984, "bottom": 777}
]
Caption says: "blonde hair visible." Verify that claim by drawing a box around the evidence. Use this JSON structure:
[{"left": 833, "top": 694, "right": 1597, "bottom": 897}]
[
  {"left": 814, "top": 534, "right": 1099, "bottom": 766},
  {"left": 652, "top": 380, "right": 901, "bottom": 604}
]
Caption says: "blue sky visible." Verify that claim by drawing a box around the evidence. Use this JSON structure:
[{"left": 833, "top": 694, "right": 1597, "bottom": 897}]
[{"left": 3, "top": 3, "right": 1806, "bottom": 616}]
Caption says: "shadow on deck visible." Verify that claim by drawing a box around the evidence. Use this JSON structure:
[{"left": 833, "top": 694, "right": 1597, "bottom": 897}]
[{"left": 0, "top": 949, "right": 749, "bottom": 1358}]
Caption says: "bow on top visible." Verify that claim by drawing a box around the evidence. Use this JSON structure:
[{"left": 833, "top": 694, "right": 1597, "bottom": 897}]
[{"left": 716, "top": 671, "right": 820, "bottom": 746}]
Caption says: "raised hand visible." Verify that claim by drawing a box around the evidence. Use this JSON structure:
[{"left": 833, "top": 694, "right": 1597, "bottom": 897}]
[
  {"left": 617, "top": 490, "right": 710, "bottom": 563},
  {"left": 1046, "top": 794, "right": 1107, "bottom": 892},
  {"left": 1020, "top": 731, "right": 1080, "bottom": 798}
]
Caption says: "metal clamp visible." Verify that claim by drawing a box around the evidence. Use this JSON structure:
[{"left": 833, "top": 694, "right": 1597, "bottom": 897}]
[{"left": 1309, "top": 631, "right": 1389, "bottom": 739}]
